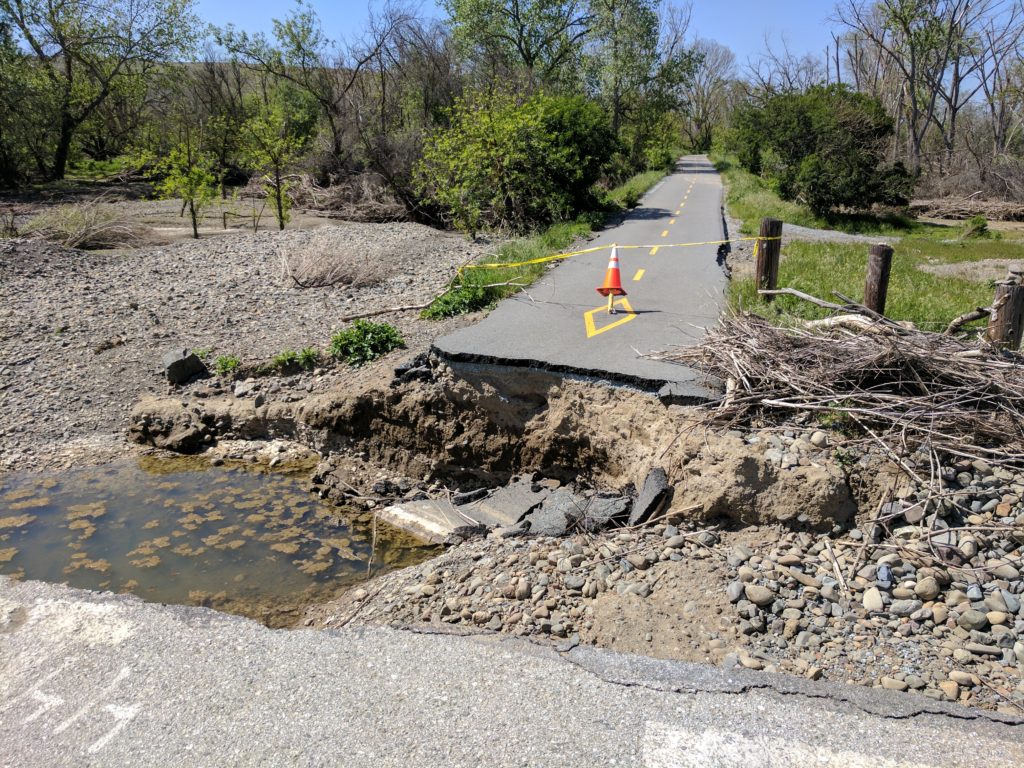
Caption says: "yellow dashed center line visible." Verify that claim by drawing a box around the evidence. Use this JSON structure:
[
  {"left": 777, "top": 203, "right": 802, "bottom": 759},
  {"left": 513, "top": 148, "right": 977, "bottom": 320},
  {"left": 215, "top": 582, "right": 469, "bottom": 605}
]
[
  {"left": 669, "top": 219, "right": 676, "bottom": 225},
  {"left": 674, "top": 210, "right": 681, "bottom": 216},
  {"left": 649, "top": 246, "right": 659, "bottom": 255},
  {"left": 633, "top": 268, "right": 645, "bottom": 281},
  {"left": 660, "top": 230, "right": 668, "bottom": 237}
]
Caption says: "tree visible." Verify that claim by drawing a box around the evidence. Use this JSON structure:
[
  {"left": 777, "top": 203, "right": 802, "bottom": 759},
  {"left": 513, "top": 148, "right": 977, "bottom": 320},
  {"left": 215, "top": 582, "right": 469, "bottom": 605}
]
[
  {"left": 416, "top": 91, "right": 616, "bottom": 234},
  {"left": 0, "top": 0, "right": 197, "bottom": 180},
  {"left": 242, "top": 98, "right": 309, "bottom": 230},
  {"left": 587, "top": 0, "right": 659, "bottom": 137},
  {"left": 152, "top": 133, "right": 218, "bottom": 239},
  {"left": 680, "top": 39, "right": 735, "bottom": 151},
  {"left": 730, "top": 84, "right": 912, "bottom": 215},
  {"left": 836, "top": 0, "right": 976, "bottom": 174},
  {"left": 443, "top": 0, "right": 593, "bottom": 85}
]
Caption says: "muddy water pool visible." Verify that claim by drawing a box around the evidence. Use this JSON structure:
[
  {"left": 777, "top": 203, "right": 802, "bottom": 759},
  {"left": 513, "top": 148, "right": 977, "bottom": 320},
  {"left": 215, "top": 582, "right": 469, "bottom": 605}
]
[{"left": 0, "top": 457, "right": 437, "bottom": 627}]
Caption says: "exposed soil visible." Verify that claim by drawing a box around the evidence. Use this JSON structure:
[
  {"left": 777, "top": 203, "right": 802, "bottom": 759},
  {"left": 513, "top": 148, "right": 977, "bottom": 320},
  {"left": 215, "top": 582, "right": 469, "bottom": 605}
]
[
  {"left": 0, "top": 224, "right": 492, "bottom": 473},
  {"left": 918, "top": 257, "right": 1024, "bottom": 282}
]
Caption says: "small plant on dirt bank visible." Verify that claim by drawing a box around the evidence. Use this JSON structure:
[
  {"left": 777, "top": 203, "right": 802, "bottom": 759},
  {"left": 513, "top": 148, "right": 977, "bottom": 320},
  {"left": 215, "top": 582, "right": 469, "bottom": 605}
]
[
  {"left": 329, "top": 320, "right": 405, "bottom": 366},
  {"left": 298, "top": 347, "right": 320, "bottom": 370},
  {"left": 271, "top": 349, "right": 298, "bottom": 370},
  {"left": 214, "top": 355, "right": 241, "bottom": 376}
]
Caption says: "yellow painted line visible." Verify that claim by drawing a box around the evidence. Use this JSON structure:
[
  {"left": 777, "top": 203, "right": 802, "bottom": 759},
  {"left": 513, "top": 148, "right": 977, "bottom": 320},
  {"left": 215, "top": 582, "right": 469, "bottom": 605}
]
[
  {"left": 584, "top": 297, "right": 637, "bottom": 338},
  {"left": 660, "top": 230, "right": 668, "bottom": 237},
  {"left": 633, "top": 268, "right": 645, "bottom": 281},
  {"left": 649, "top": 246, "right": 659, "bottom": 255},
  {"left": 674, "top": 210, "right": 680, "bottom": 215},
  {"left": 669, "top": 219, "right": 676, "bottom": 225}
]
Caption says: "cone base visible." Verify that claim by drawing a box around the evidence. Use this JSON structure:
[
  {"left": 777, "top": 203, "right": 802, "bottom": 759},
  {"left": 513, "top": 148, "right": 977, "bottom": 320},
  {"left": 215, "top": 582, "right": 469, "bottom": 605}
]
[{"left": 596, "top": 287, "right": 628, "bottom": 297}]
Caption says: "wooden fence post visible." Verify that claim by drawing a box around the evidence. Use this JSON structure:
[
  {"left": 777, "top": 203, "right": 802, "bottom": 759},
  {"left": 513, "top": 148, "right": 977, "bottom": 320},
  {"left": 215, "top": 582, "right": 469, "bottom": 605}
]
[
  {"left": 863, "top": 244, "right": 894, "bottom": 315},
  {"left": 755, "top": 217, "right": 783, "bottom": 301},
  {"left": 988, "top": 279, "right": 1024, "bottom": 350}
]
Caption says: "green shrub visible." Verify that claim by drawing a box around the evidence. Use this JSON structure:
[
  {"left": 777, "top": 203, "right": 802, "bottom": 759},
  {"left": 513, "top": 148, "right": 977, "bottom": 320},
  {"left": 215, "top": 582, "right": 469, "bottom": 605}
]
[
  {"left": 960, "top": 216, "right": 994, "bottom": 239},
  {"left": 416, "top": 91, "right": 617, "bottom": 235},
  {"left": 329, "top": 320, "right": 405, "bottom": 366},
  {"left": 271, "top": 349, "right": 298, "bottom": 370},
  {"left": 214, "top": 355, "right": 241, "bottom": 376},
  {"left": 298, "top": 347, "right": 320, "bottom": 370},
  {"left": 727, "top": 85, "right": 913, "bottom": 216}
]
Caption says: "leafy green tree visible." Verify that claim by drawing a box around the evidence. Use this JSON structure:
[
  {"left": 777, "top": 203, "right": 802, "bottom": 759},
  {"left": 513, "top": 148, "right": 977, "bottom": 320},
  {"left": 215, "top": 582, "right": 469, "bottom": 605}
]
[
  {"left": 416, "top": 91, "right": 616, "bottom": 235},
  {"left": 0, "top": 0, "right": 197, "bottom": 180},
  {"left": 152, "top": 136, "right": 218, "bottom": 239},
  {"left": 242, "top": 97, "right": 309, "bottom": 230},
  {"left": 729, "top": 84, "right": 913, "bottom": 215},
  {"left": 443, "top": 0, "right": 593, "bottom": 85}
]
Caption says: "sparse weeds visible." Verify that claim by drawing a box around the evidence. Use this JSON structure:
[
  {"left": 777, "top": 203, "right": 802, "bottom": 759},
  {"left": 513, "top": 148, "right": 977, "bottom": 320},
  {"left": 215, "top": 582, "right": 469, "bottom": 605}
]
[
  {"left": 214, "top": 355, "right": 241, "bottom": 376},
  {"left": 329, "top": 320, "right": 405, "bottom": 366}
]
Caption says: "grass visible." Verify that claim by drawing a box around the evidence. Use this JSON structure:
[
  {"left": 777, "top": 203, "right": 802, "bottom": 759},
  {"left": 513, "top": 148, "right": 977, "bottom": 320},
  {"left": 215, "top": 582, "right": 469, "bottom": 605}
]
[
  {"left": 730, "top": 236, "right": 1024, "bottom": 331},
  {"left": 422, "top": 168, "right": 668, "bottom": 319},
  {"left": 710, "top": 152, "right": 925, "bottom": 237}
]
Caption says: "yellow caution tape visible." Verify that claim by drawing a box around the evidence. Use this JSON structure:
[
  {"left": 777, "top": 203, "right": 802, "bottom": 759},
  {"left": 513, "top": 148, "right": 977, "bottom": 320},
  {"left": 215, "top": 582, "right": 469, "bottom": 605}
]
[{"left": 459, "top": 236, "right": 780, "bottom": 274}]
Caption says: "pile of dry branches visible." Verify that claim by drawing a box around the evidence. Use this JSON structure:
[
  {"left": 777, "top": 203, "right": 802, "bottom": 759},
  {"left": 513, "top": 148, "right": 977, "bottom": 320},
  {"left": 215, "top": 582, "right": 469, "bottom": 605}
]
[
  {"left": 910, "top": 197, "right": 1024, "bottom": 222},
  {"left": 666, "top": 313, "right": 1024, "bottom": 465}
]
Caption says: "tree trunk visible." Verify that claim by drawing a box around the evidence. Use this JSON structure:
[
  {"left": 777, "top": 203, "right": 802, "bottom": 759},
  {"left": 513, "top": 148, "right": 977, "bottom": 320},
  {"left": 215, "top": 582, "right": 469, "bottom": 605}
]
[
  {"left": 189, "top": 200, "right": 199, "bottom": 239},
  {"left": 51, "top": 117, "right": 76, "bottom": 181},
  {"left": 274, "top": 169, "right": 285, "bottom": 231}
]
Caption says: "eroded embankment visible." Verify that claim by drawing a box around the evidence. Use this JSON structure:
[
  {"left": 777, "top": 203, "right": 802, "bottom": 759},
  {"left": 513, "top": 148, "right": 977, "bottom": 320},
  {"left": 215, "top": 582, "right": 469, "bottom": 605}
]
[{"left": 129, "top": 353, "right": 867, "bottom": 532}]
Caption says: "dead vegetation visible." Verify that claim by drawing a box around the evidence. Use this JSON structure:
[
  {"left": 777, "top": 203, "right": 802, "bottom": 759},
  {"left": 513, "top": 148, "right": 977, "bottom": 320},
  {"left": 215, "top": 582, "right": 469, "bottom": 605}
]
[
  {"left": 20, "top": 194, "right": 150, "bottom": 249},
  {"left": 277, "top": 233, "right": 395, "bottom": 289},
  {"left": 667, "top": 312, "right": 1024, "bottom": 465},
  {"left": 910, "top": 198, "right": 1024, "bottom": 222}
]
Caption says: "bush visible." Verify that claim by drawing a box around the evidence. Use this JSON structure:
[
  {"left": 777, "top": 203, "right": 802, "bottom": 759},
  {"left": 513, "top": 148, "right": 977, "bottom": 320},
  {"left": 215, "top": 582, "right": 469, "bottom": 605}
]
[
  {"left": 298, "top": 347, "right": 320, "bottom": 370},
  {"left": 23, "top": 196, "right": 150, "bottom": 249},
  {"left": 728, "top": 85, "right": 912, "bottom": 216},
  {"left": 960, "top": 216, "right": 993, "bottom": 240},
  {"left": 271, "top": 349, "right": 298, "bottom": 370},
  {"left": 329, "top": 320, "right": 405, "bottom": 366},
  {"left": 214, "top": 355, "right": 241, "bottom": 376},
  {"left": 416, "top": 91, "right": 618, "bottom": 235}
]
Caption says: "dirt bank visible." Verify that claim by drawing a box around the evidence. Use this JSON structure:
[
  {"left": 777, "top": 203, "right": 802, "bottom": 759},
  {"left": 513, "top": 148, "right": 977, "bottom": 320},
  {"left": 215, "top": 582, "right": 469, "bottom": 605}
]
[{"left": 0, "top": 224, "right": 491, "bottom": 473}]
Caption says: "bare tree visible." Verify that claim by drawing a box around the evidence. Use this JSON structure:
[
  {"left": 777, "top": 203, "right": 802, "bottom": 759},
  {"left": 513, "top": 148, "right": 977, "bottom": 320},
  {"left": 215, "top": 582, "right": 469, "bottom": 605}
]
[
  {"left": 745, "top": 34, "right": 825, "bottom": 97},
  {"left": 680, "top": 39, "right": 735, "bottom": 151}
]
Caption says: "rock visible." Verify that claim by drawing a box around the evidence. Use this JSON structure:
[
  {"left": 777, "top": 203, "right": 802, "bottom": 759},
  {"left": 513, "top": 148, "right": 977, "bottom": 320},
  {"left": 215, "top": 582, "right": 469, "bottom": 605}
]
[
  {"left": 627, "top": 468, "right": 672, "bottom": 526},
  {"left": 914, "top": 576, "right": 941, "bottom": 601},
  {"left": 932, "top": 604, "right": 949, "bottom": 625},
  {"left": 938, "top": 680, "right": 959, "bottom": 700},
  {"left": 664, "top": 535, "right": 686, "bottom": 549},
  {"left": 863, "top": 587, "right": 884, "bottom": 613},
  {"left": 727, "top": 581, "right": 745, "bottom": 604},
  {"left": 162, "top": 348, "right": 207, "bottom": 385},
  {"left": 514, "top": 578, "right": 531, "bottom": 601},
  {"left": 958, "top": 609, "right": 989, "bottom": 631},
  {"left": 810, "top": 431, "right": 828, "bottom": 448},
  {"left": 626, "top": 553, "right": 650, "bottom": 571},
  {"left": 948, "top": 671, "right": 975, "bottom": 686},
  {"left": 890, "top": 599, "right": 923, "bottom": 617},
  {"left": 880, "top": 677, "right": 908, "bottom": 691},
  {"left": 987, "top": 611, "right": 1008, "bottom": 625},
  {"left": 564, "top": 574, "right": 585, "bottom": 591},
  {"left": 744, "top": 584, "right": 775, "bottom": 607}
]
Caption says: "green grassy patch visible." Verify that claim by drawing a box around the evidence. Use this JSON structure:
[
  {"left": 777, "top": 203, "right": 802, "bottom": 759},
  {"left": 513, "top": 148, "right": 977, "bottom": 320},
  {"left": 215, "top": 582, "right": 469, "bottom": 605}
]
[
  {"left": 422, "top": 169, "right": 668, "bottom": 319},
  {"left": 711, "top": 152, "right": 924, "bottom": 237},
  {"left": 730, "top": 237, "right": 1024, "bottom": 331},
  {"left": 605, "top": 170, "right": 664, "bottom": 210}
]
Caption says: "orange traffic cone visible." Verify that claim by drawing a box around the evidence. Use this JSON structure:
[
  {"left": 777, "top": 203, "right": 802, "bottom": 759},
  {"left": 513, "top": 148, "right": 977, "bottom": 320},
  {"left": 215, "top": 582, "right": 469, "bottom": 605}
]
[{"left": 596, "top": 245, "right": 627, "bottom": 314}]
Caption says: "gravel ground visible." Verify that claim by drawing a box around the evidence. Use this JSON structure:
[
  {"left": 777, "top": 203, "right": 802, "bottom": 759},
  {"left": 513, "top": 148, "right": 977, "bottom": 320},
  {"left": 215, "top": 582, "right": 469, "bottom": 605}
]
[
  {"left": 0, "top": 223, "right": 491, "bottom": 472},
  {"left": 305, "top": 427, "right": 1024, "bottom": 716}
]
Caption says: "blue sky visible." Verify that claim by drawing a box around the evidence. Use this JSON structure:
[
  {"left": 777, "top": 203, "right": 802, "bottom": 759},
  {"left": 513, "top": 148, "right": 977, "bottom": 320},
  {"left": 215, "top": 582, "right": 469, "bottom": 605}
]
[{"left": 196, "top": 0, "right": 836, "bottom": 61}]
